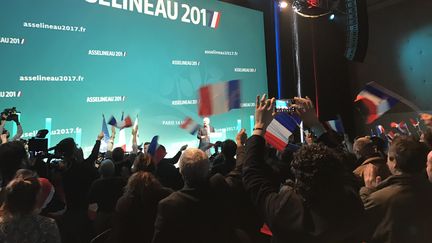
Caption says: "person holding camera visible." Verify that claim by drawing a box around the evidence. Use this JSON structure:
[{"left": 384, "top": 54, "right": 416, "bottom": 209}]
[{"left": 0, "top": 109, "right": 23, "bottom": 144}]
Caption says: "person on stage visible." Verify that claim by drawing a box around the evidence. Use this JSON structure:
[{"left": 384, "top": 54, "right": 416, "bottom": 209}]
[{"left": 197, "top": 117, "right": 215, "bottom": 156}]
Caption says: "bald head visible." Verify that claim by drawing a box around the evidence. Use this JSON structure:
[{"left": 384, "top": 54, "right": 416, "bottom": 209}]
[{"left": 179, "top": 148, "right": 209, "bottom": 186}]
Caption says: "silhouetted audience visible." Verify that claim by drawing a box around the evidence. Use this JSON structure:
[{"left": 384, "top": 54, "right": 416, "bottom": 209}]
[
  {"left": 210, "top": 139, "right": 237, "bottom": 176},
  {"left": 88, "top": 159, "right": 126, "bottom": 235},
  {"left": 152, "top": 148, "right": 237, "bottom": 243},
  {"left": 54, "top": 136, "right": 101, "bottom": 243},
  {"left": 1, "top": 102, "right": 431, "bottom": 243},
  {"left": 153, "top": 145, "right": 185, "bottom": 190},
  {"left": 109, "top": 171, "right": 172, "bottom": 243}
]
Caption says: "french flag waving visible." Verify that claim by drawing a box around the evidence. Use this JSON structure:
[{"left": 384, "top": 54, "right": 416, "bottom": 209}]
[
  {"left": 198, "top": 79, "right": 241, "bottom": 117},
  {"left": 355, "top": 82, "right": 399, "bottom": 124},
  {"left": 180, "top": 117, "right": 200, "bottom": 135},
  {"left": 264, "top": 113, "right": 300, "bottom": 151}
]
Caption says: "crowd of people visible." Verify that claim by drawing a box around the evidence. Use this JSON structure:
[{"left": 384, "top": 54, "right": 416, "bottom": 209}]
[{"left": 0, "top": 96, "right": 432, "bottom": 243}]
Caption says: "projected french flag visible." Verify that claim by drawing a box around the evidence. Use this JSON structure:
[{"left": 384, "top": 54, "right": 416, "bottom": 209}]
[
  {"left": 198, "top": 80, "right": 241, "bottom": 117},
  {"left": 207, "top": 10, "right": 221, "bottom": 29}
]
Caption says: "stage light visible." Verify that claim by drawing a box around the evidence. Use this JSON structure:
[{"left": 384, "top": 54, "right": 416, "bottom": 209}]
[
  {"left": 329, "top": 14, "right": 335, "bottom": 20},
  {"left": 279, "top": 1, "right": 288, "bottom": 9}
]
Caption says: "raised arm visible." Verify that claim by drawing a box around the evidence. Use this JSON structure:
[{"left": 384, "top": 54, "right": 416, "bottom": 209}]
[
  {"left": 131, "top": 123, "right": 138, "bottom": 154},
  {"left": 0, "top": 115, "right": 6, "bottom": 135},
  {"left": 84, "top": 132, "right": 103, "bottom": 165},
  {"left": 12, "top": 124, "right": 23, "bottom": 141}
]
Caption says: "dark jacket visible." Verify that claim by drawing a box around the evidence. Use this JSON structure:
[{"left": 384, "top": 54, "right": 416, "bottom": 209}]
[
  {"left": 109, "top": 187, "right": 172, "bottom": 243},
  {"left": 243, "top": 135, "right": 365, "bottom": 243},
  {"left": 360, "top": 174, "right": 432, "bottom": 243},
  {"left": 197, "top": 126, "right": 215, "bottom": 150},
  {"left": 152, "top": 174, "right": 237, "bottom": 243},
  {"left": 155, "top": 152, "right": 184, "bottom": 191}
]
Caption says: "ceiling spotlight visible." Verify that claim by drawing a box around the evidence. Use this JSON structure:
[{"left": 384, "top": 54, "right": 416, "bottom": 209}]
[{"left": 279, "top": 1, "right": 289, "bottom": 9}]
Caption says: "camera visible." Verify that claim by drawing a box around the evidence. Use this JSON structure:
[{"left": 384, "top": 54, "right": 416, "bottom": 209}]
[
  {"left": 1, "top": 107, "right": 20, "bottom": 121},
  {"left": 275, "top": 99, "right": 295, "bottom": 113}
]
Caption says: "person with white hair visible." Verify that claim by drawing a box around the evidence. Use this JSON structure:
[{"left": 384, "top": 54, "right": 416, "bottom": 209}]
[
  {"left": 152, "top": 148, "right": 236, "bottom": 243},
  {"left": 197, "top": 117, "right": 215, "bottom": 156}
]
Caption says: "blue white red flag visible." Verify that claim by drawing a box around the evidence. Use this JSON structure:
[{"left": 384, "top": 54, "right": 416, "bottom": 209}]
[
  {"left": 355, "top": 83, "right": 399, "bottom": 124},
  {"left": 207, "top": 10, "right": 221, "bottom": 29},
  {"left": 264, "top": 113, "right": 300, "bottom": 151},
  {"left": 102, "top": 115, "right": 110, "bottom": 143},
  {"left": 198, "top": 80, "right": 241, "bottom": 116},
  {"left": 180, "top": 117, "right": 200, "bottom": 135},
  {"left": 326, "top": 117, "right": 345, "bottom": 134},
  {"left": 376, "top": 125, "right": 386, "bottom": 136},
  {"left": 108, "top": 116, "right": 117, "bottom": 127}
]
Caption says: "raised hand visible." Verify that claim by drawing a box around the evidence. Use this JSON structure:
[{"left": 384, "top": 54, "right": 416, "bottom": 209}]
[
  {"left": 1, "top": 134, "right": 7, "bottom": 144},
  {"left": 132, "top": 124, "right": 138, "bottom": 136},
  {"left": 253, "top": 94, "right": 275, "bottom": 136},
  {"left": 293, "top": 96, "right": 320, "bottom": 128},
  {"left": 236, "top": 128, "right": 247, "bottom": 146},
  {"left": 364, "top": 163, "right": 382, "bottom": 189},
  {"left": 180, "top": 144, "right": 188, "bottom": 151},
  {"left": 97, "top": 131, "right": 104, "bottom": 141}
]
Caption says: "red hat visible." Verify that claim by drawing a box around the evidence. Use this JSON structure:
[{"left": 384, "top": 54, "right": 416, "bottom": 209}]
[{"left": 38, "top": 178, "right": 55, "bottom": 209}]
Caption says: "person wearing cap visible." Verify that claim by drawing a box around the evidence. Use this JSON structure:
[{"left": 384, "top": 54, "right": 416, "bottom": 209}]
[{"left": 88, "top": 159, "right": 126, "bottom": 235}]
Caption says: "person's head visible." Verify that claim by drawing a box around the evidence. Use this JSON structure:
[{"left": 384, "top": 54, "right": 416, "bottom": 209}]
[
  {"left": 203, "top": 117, "right": 210, "bottom": 126},
  {"left": 1, "top": 128, "right": 10, "bottom": 139},
  {"left": 124, "top": 171, "right": 161, "bottom": 201},
  {"left": 221, "top": 139, "right": 237, "bottom": 159},
  {"left": 112, "top": 147, "right": 125, "bottom": 162},
  {"left": 0, "top": 141, "right": 28, "bottom": 186},
  {"left": 179, "top": 148, "right": 209, "bottom": 187},
  {"left": 99, "top": 159, "right": 115, "bottom": 178},
  {"left": 353, "top": 136, "right": 379, "bottom": 160},
  {"left": 15, "top": 169, "right": 38, "bottom": 179},
  {"left": 55, "top": 138, "right": 77, "bottom": 158},
  {"left": 143, "top": 142, "right": 151, "bottom": 154},
  {"left": 291, "top": 144, "right": 345, "bottom": 201},
  {"left": 132, "top": 152, "right": 154, "bottom": 173},
  {"left": 387, "top": 136, "right": 430, "bottom": 175},
  {"left": 1, "top": 177, "right": 41, "bottom": 218}
]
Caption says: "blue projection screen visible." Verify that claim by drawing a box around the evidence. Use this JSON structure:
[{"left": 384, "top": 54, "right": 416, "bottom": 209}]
[{"left": 0, "top": 0, "right": 268, "bottom": 155}]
